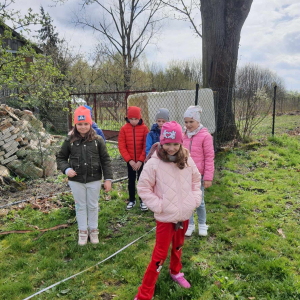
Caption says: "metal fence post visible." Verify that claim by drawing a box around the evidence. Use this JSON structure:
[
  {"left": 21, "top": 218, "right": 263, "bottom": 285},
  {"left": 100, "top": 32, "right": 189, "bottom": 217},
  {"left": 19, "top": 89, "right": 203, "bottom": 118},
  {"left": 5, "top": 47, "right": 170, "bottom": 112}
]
[
  {"left": 195, "top": 83, "right": 199, "bottom": 105},
  {"left": 93, "top": 93, "right": 97, "bottom": 123},
  {"left": 125, "top": 91, "right": 130, "bottom": 112},
  {"left": 272, "top": 85, "right": 277, "bottom": 136}
]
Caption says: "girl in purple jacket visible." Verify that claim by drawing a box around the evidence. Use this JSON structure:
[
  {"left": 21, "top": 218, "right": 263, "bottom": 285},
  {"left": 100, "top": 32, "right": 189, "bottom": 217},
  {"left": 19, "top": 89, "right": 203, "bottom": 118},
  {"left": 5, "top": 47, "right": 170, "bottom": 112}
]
[{"left": 183, "top": 106, "right": 215, "bottom": 237}]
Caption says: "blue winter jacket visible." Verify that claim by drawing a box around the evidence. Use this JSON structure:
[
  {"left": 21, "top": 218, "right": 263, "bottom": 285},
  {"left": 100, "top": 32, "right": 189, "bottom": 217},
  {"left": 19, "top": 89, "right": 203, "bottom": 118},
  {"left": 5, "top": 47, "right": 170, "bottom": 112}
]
[
  {"left": 92, "top": 122, "right": 106, "bottom": 143},
  {"left": 84, "top": 105, "right": 106, "bottom": 143},
  {"left": 146, "top": 123, "right": 161, "bottom": 156}
]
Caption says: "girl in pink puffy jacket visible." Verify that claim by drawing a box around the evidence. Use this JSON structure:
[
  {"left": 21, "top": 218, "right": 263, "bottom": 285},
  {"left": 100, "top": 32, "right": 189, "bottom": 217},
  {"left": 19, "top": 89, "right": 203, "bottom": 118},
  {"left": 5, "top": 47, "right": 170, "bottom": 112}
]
[
  {"left": 134, "top": 121, "right": 202, "bottom": 300},
  {"left": 183, "top": 106, "right": 215, "bottom": 237}
]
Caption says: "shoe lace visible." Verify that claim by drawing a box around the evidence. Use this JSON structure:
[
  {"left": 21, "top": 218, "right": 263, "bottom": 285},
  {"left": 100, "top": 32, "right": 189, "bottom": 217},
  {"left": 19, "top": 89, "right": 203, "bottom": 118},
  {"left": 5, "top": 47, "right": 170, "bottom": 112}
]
[
  {"left": 79, "top": 232, "right": 87, "bottom": 240},
  {"left": 90, "top": 229, "right": 99, "bottom": 236}
]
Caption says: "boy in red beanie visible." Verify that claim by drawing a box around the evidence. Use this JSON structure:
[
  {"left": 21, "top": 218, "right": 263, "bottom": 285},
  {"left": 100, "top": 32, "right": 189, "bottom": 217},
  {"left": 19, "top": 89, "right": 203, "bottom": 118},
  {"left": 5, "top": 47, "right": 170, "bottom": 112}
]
[{"left": 118, "top": 106, "right": 149, "bottom": 211}]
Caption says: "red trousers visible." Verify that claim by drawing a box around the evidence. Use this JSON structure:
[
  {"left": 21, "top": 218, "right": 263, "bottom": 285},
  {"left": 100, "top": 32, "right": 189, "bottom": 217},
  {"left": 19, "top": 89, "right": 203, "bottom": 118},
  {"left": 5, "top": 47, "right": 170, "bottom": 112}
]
[{"left": 137, "top": 220, "right": 189, "bottom": 300}]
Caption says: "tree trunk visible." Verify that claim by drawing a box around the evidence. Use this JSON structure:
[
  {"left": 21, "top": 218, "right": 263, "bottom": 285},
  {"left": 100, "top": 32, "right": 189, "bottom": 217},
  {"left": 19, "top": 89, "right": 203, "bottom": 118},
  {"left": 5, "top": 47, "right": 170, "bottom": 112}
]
[
  {"left": 123, "top": 56, "right": 132, "bottom": 91},
  {"left": 200, "top": 0, "right": 253, "bottom": 142}
]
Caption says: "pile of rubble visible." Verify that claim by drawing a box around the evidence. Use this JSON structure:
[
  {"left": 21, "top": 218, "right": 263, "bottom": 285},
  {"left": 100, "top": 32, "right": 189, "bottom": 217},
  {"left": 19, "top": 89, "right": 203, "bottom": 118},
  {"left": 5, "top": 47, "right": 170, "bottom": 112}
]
[{"left": 0, "top": 104, "right": 64, "bottom": 182}]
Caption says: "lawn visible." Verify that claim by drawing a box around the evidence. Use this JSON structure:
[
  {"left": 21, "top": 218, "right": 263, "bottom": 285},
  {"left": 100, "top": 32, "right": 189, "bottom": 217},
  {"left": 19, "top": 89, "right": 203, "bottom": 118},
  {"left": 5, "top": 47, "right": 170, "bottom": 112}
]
[{"left": 0, "top": 114, "right": 300, "bottom": 300}]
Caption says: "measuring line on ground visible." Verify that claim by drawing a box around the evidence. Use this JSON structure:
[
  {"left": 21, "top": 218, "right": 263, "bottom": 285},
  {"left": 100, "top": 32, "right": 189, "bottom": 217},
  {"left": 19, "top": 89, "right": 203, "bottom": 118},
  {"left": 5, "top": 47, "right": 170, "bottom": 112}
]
[{"left": 23, "top": 226, "right": 156, "bottom": 300}]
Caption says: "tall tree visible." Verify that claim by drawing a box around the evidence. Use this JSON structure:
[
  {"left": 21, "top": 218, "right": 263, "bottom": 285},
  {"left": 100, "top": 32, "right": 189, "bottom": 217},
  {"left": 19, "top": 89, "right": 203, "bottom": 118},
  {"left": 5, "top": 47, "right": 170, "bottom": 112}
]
[
  {"left": 201, "top": 1, "right": 252, "bottom": 141},
  {"left": 36, "top": 7, "right": 71, "bottom": 75},
  {"left": 162, "top": 0, "right": 253, "bottom": 142},
  {"left": 0, "top": 2, "right": 72, "bottom": 123},
  {"left": 74, "top": 0, "right": 164, "bottom": 89},
  {"left": 37, "top": 7, "right": 59, "bottom": 47}
]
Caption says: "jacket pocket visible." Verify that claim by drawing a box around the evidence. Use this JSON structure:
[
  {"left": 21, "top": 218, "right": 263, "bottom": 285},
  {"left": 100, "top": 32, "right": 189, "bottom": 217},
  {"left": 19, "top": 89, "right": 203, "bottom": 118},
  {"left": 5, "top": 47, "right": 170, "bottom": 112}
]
[
  {"left": 161, "top": 194, "right": 173, "bottom": 215},
  {"left": 90, "top": 156, "right": 101, "bottom": 177},
  {"left": 70, "top": 156, "right": 80, "bottom": 171}
]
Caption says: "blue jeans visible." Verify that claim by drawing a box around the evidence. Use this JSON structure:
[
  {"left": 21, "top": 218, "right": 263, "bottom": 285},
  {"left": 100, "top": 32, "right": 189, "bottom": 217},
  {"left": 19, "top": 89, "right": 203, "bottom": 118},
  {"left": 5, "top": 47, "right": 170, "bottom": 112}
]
[{"left": 189, "top": 179, "right": 206, "bottom": 225}]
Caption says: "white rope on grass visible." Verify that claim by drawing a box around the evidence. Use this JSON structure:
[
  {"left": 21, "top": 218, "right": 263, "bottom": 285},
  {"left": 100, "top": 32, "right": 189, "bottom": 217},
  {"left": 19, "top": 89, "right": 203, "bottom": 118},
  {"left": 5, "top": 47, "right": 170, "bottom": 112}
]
[{"left": 23, "top": 226, "right": 156, "bottom": 300}]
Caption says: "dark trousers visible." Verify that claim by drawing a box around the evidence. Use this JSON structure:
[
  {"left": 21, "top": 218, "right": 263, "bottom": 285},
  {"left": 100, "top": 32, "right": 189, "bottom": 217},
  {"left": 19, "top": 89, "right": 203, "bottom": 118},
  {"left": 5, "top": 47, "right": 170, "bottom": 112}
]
[{"left": 127, "top": 162, "right": 144, "bottom": 203}]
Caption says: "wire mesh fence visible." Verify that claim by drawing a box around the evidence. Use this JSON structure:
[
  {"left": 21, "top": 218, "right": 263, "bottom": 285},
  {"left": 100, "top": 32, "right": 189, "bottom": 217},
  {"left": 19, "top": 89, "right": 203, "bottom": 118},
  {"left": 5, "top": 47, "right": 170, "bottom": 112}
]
[
  {"left": 70, "top": 85, "right": 300, "bottom": 146},
  {"left": 69, "top": 86, "right": 216, "bottom": 140},
  {"left": 276, "top": 95, "right": 300, "bottom": 114}
]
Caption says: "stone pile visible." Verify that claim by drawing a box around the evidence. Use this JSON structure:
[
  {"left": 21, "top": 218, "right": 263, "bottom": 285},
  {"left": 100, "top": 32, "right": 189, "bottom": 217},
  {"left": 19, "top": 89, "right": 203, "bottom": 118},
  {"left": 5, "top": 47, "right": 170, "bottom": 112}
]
[{"left": 0, "top": 104, "right": 64, "bottom": 180}]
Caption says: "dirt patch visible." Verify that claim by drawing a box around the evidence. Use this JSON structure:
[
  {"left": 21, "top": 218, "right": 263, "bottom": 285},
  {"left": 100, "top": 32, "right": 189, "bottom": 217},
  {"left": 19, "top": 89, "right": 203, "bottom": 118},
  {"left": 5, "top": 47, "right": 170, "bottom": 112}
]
[
  {"left": 276, "top": 110, "right": 300, "bottom": 116},
  {"left": 0, "top": 159, "right": 128, "bottom": 207},
  {"left": 0, "top": 176, "right": 70, "bottom": 207},
  {"left": 100, "top": 292, "right": 116, "bottom": 300},
  {"left": 111, "top": 157, "right": 128, "bottom": 178},
  {"left": 287, "top": 127, "right": 300, "bottom": 136}
]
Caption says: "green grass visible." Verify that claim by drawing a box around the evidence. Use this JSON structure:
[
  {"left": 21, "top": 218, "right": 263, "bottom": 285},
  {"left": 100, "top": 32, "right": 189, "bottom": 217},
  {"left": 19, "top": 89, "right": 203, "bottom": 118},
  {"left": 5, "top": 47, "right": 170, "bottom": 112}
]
[
  {"left": 0, "top": 115, "right": 300, "bottom": 299},
  {"left": 250, "top": 114, "right": 299, "bottom": 138},
  {"left": 98, "top": 119, "right": 125, "bottom": 131},
  {"left": 106, "top": 141, "right": 121, "bottom": 159}
]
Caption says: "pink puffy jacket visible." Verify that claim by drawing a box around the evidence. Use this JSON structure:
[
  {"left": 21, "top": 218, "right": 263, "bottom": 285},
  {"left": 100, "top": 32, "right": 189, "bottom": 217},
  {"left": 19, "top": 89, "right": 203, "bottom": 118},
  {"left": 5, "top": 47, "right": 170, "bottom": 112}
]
[
  {"left": 182, "top": 127, "right": 214, "bottom": 181},
  {"left": 137, "top": 151, "right": 202, "bottom": 223}
]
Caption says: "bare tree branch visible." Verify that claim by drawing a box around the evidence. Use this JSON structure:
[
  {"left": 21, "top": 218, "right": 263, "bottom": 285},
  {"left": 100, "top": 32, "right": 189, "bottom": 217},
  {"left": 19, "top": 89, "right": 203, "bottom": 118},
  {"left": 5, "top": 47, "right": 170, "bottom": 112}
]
[
  {"left": 73, "top": 0, "right": 164, "bottom": 88},
  {"left": 161, "top": 0, "right": 202, "bottom": 38}
]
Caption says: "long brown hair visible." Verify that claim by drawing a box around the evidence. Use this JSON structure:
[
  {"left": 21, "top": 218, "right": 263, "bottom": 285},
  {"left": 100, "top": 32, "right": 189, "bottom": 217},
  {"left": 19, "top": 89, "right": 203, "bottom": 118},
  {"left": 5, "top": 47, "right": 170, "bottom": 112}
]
[
  {"left": 159, "top": 144, "right": 189, "bottom": 169},
  {"left": 70, "top": 124, "right": 97, "bottom": 143}
]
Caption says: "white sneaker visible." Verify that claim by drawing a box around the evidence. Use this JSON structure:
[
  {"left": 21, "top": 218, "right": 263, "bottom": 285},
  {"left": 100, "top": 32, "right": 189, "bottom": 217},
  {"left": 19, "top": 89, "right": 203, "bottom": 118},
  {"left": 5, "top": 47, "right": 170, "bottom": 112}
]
[
  {"left": 78, "top": 230, "right": 88, "bottom": 246},
  {"left": 140, "top": 202, "right": 148, "bottom": 211},
  {"left": 198, "top": 224, "right": 209, "bottom": 236},
  {"left": 89, "top": 229, "right": 99, "bottom": 244},
  {"left": 185, "top": 224, "right": 195, "bottom": 237},
  {"left": 126, "top": 201, "right": 136, "bottom": 210}
]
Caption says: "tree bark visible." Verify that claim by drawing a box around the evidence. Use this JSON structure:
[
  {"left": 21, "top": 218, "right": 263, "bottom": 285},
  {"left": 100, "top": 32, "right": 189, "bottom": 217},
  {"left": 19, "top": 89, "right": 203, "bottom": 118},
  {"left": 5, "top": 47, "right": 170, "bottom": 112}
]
[{"left": 200, "top": 0, "right": 253, "bottom": 142}]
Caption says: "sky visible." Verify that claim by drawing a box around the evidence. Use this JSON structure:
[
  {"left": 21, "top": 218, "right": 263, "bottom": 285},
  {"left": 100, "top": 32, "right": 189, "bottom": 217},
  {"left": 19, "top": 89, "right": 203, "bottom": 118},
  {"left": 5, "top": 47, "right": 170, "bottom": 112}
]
[{"left": 6, "top": 0, "right": 300, "bottom": 91}]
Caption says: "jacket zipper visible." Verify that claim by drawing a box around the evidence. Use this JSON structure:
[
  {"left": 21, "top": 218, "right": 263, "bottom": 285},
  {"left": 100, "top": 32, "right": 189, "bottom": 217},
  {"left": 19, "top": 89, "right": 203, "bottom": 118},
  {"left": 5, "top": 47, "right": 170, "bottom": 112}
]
[
  {"left": 133, "top": 126, "right": 136, "bottom": 162},
  {"left": 176, "top": 163, "right": 183, "bottom": 221},
  {"left": 91, "top": 140, "right": 97, "bottom": 177},
  {"left": 189, "top": 136, "right": 194, "bottom": 152},
  {"left": 83, "top": 143, "right": 87, "bottom": 183}
]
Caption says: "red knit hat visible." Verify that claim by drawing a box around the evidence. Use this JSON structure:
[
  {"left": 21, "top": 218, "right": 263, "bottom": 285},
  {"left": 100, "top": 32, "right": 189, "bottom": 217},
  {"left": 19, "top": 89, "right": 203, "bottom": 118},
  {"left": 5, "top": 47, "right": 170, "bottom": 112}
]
[
  {"left": 160, "top": 121, "right": 183, "bottom": 145},
  {"left": 74, "top": 106, "right": 92, "bottom": 125},
  {"left": 127, "top": 106, "right": 141, "bottom": 119}
]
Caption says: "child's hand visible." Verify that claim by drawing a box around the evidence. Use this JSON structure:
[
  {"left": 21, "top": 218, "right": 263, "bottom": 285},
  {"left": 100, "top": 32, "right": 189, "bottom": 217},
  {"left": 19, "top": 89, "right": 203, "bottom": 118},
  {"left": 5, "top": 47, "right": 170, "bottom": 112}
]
[
  {"left": 136, "top": 161, "right": 142, "bottom": 170},
  {"left": 129, "top": 160, "right": 136, "bottom": 169},
  {"left": 67, "top": 169, "right": 77, "bottom": 177},
  {"left": 104, "top": 180, "right": 112, "bottom": 192},
  {"left": 203, "top": 180, "right": 212, "bottom": 189}
]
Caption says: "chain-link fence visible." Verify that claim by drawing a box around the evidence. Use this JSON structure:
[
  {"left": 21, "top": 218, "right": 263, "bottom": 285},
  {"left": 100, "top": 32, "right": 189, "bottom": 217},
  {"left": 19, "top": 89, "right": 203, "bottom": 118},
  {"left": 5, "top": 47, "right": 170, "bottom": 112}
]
[
  {"left": 69, "top": 90, "right": 155, "bottom": 140},
  {"left": 69, "top": 86, "right": 215, "bottom": 138},
  {"left": 210, "top": 86, "right": 300, "bottom": 143},
  {"left": 71, "top": 85, "right": 300, "bottom": 147},
  {"left": 276, "top": 95, "right": 300, "bottom": 113}
]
